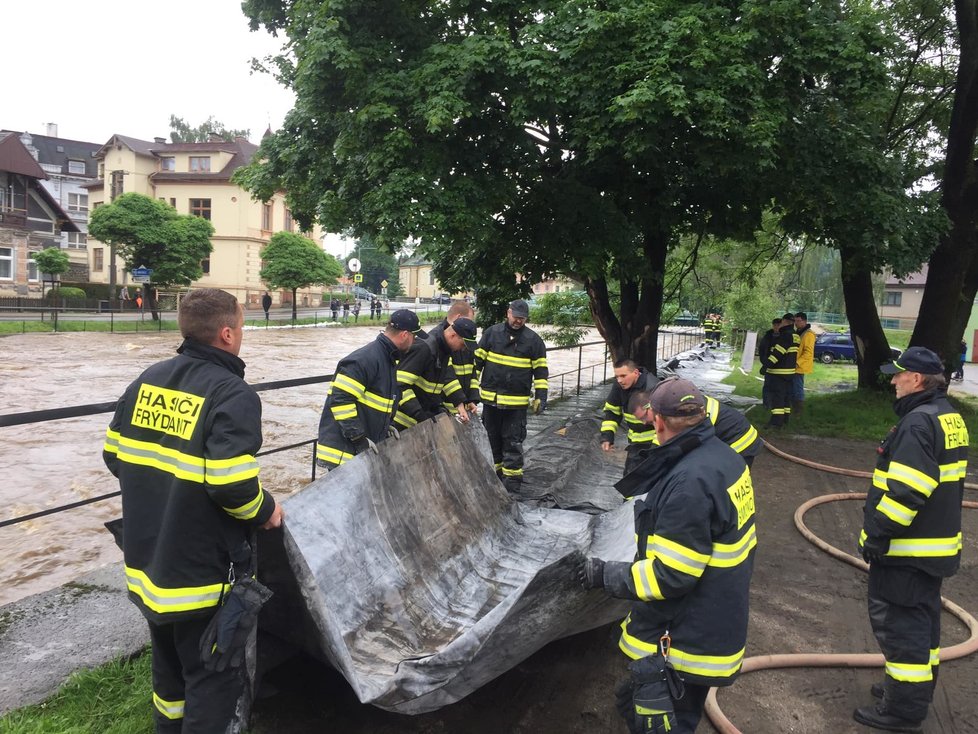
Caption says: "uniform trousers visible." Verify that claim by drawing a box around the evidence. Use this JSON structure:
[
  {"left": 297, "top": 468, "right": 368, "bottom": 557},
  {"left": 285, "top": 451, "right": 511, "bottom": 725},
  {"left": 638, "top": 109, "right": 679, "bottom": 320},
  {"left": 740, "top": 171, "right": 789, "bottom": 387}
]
[
  {"left": 482, "top": 404, "right": 527, "bottom": 492},
  {"left": 768, "top": 375, "right": 793, "bottom": 426}
]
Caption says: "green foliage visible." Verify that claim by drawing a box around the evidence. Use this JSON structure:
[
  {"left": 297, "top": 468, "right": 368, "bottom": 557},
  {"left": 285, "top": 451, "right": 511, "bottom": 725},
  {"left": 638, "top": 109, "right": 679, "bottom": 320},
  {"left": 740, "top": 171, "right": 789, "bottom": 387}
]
[
  {"left": 46, "top": 286, "right": 86, "bottom": 301},
  {"left": 351, "top": 238, "right": 403, "bottom": 296},
  {"left": 88, "top": 193, "right": 214, "bottom": 287},
  {"left": 32, "top": 248, "right": 70, "bottom": 278},
  {"left": 723, "top": 279, "right": 783, "bottom": 336},
  {"left": 169, "top": 115, "right": 249, "bottom": 143},
  {"left": 260, "top": 232, "right": 344, "bottom": 319},
  {"left": 533, "top": 291, "right": 590, "bottom": 346}
]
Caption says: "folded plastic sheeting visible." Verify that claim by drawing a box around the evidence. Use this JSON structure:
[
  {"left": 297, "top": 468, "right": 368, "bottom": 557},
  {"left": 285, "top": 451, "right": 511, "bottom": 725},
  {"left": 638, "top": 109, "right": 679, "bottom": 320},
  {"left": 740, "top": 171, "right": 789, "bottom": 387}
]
[{"left": 263, "top": 414, "right": 634, "bottom": 714}]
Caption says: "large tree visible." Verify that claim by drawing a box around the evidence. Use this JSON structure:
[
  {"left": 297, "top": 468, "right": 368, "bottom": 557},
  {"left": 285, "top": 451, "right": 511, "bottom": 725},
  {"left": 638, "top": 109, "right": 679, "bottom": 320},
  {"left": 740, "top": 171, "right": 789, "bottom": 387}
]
[
  {"left": 260, "top": 231, "right": 344, "bottom": 320},
  {"left": 169, "top": 115, "right": 250, "bottom": 143},
  {"left": 89, "top": 193, "right": 214, "bottom": 316},
  {"left": 238, "top": 0, "right": 899, "bottom": 367}
]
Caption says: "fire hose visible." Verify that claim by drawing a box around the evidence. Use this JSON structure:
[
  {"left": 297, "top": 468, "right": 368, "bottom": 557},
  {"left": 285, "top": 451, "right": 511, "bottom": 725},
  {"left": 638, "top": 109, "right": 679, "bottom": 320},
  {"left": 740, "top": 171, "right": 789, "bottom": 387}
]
[{"left": 704, "top": 441, "right": 978, "bottom": 734}]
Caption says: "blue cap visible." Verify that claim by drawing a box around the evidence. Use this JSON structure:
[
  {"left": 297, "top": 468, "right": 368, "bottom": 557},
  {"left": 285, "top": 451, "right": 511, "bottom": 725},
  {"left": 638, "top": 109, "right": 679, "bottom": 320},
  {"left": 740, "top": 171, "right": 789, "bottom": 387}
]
[{"left": 881, "top": 346, "right": 943, "bottom": 375}]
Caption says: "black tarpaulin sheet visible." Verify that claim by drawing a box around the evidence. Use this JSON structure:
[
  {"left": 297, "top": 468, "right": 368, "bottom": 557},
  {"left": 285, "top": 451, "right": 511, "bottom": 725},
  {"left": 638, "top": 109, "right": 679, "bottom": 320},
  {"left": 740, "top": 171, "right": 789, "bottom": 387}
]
[{"left": 269, "top": 413, "right": 634, "bottom": 714}]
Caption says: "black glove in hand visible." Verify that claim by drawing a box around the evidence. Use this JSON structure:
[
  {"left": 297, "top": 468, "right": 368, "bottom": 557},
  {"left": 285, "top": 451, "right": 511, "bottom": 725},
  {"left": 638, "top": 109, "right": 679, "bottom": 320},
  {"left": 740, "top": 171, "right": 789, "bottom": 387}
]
[
  {"left": 578, "top": 557, "right": 606, "bottom": 589},
  {"left": 860, "top": 535, "right": 889, "bottom": 565},
  {"left": 351, "top": 436, "right": 378, "bottom": 455},
  {"left": 199, "top": 577, "right": 273, "bottom": 672}
]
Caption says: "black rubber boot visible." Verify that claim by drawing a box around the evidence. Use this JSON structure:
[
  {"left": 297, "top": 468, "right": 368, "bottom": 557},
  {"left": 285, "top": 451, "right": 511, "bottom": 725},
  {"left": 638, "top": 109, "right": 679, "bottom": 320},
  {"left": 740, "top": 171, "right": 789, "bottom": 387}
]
[
  {"left": 871, "top": 682, "right": 885, "bottom": 699},
  {"left": 853, "top": 705, "right": 923, "bottom": 733}
]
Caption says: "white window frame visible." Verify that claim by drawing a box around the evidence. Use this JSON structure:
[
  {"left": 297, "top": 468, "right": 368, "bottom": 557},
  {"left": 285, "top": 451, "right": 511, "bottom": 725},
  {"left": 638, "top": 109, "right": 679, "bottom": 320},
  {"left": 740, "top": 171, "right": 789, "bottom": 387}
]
[
  {"left": 27, "top": 255, "right": 38, "bottom": 282},
  {"left": 67, "top": 160, "right": 86, "bottom": 175},
  {"left": 0, "top": 247, "right": 12, "bottom": 279},
  {"left": 67, "top": 232, "right": 87, "bottom": 249},
  {"left": 68, "top": 193, "right": 88, "bottom": 212},
  {"left": 189, "top": 156, "right": 211, "bottom": 172},
  {"left": 160, "top": 157, "right": 175, "bottom": 171}
]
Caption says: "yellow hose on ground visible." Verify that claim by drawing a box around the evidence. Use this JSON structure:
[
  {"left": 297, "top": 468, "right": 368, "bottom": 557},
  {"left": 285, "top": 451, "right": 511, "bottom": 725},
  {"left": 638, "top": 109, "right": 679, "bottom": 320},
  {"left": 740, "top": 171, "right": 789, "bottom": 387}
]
[{"left": 704, "top": 442, "right": 978, "bottom": 734}]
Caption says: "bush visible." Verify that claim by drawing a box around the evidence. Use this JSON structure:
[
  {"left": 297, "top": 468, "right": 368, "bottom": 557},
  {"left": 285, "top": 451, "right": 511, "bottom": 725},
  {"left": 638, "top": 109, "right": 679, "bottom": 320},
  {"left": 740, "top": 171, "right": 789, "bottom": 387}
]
[{"left": 47, "top": 286, "right": 87, "bottom": 301}]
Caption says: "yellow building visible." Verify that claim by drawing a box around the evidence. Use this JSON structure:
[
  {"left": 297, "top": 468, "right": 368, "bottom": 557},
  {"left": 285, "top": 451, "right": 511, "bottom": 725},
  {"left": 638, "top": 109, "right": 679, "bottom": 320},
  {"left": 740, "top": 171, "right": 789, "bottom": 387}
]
[
  {"left": 398, "top": 256, "right": 440, "bottom": 299},
  {"left": 85, "top": 134, "right": 323, "bottom": 307}
]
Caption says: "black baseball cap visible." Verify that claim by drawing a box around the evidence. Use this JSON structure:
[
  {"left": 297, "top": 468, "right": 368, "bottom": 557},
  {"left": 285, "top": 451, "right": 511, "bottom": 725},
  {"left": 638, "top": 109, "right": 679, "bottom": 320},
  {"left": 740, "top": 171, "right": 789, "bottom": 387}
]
[
  {"left": 880, "top": 346, "right": 943, "bottom": 375},
  {"left": 451, "top": 317, "right": 478, "bottom": 349},
  {"left": 509, "top": 299, "right": 530, "bottom": 318},
  {"left": 388, "top": 309, "right": 421, "bottom": 333}
]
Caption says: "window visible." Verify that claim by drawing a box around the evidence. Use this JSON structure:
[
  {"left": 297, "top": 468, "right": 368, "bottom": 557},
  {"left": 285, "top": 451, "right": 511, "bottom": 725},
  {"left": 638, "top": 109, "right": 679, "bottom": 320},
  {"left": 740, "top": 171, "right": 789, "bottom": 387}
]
[
  {"left": 160, "top": 157, "right": 175, "bottom": 171},
  {"left": 428, "top": 270, "right": 435, "bottom": 286},
  {"left": 201, "top": 257, "right": 211, "bottom": 275},
  {"left": 189, "top": 198, "right": 212, "bottom": 220},
  {"left": 93, "top": 248, "right": 104, "bottom": 272},
  {"left": 170, "top": 198, "right": 176, "bottom": 208},
  {"left": 97, "top": 162, "right": 104, "bottom": 178},
  {"left": 67, "top": 232, "right": 87, "bottom": 249},
  {"left": 110, "top": 170, "right": 124, "bottom": 200},
  {"left": 0, "top": 247, "right": 11, "bottom": 279},
  {"left": 27, "top": 256, "right": 38, "bottom": 282},
  {"left": 283, "top": 208, "right": 293, "bottom": 232},
  {"left": 189, "top": 157, "right": 211, "bottom": 172},
  {"left": 882, "top": 291, "right": 902, "bottom": 307},
  {"left": 68, "top": 193, "right": 88, "bottom": 212},
  {"left": 262, "top": 203, "right": 272, "bottom": 231},
  {"left": 92, "top": 201, "right": 103, "bottom": 210},
  {"left": 67, "top": 160, "right": 86, "bottom": 175}
]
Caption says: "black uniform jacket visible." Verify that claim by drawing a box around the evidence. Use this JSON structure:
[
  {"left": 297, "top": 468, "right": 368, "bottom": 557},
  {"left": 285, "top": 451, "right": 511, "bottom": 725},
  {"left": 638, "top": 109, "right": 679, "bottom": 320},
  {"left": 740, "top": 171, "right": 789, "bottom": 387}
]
[
  {"left": 860, "top": 388, "right": 967, "bottom": 577},
  {"left": 103, "top": 339, "right": 275, "bottom": 624},
  {"left": 600, "top": 368, "right": 661, "bottom": 447},
  {"left": 316, "top": 333, "right": 400, "bottom": 467},
  {"left": 394, "top": 323, "right": 467, "bottom": 428},
  {"left": 605, "top": 419, "right": 757, "bottom": 687},
  {"left": 474, "top": 322, "right": 548, "bottom": 409},
  {"left": 765, "top": 324, "right": 798, "bottom": 375}
]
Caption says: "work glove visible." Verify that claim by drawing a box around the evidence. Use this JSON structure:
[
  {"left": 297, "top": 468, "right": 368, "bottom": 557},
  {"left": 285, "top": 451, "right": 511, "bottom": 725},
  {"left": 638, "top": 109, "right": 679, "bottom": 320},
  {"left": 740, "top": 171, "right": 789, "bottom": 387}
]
[
  {"left": 199, "top": 577, "right": 273, "bottom": 672},
  {"left": 860, "top": 535, "right": 889, "bottom": 565},
  {"left": 387, "top": 425, "right": 400, "bottom": 440},
  {"left": 577, "top": 556, "right": 606, "bottom": 589},
  {"left": 351, "top": 436, "right": 379, "bottom": 455},
  {"left": 532, "top": 397, "right": 547, "bottom": 415}
]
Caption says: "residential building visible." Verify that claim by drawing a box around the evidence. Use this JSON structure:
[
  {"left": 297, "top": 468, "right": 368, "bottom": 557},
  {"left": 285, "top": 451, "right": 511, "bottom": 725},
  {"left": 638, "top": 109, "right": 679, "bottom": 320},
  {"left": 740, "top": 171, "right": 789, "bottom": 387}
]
[
  {"left": 398, "top": 255, "right": 440, "bottom": 299},
  {"left": 3, "top": 125, "right": 100, "bottom": 281},
  {"left": 530, "top": 276, "right": 583, "bottom": 295},
  {"left": 85, "top": 133, "right": 323, "bottom": 307},
  {"left": 0, "top": 132, "right": 79, "bottom": 297},
  {"left": 879, "top": 267, "right": 926, "bottom": 330}
]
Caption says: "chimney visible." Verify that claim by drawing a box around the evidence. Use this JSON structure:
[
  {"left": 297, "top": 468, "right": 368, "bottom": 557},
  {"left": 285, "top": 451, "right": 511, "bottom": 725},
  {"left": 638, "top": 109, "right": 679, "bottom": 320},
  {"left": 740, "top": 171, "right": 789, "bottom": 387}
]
[
  {"left": 154, "top": 137, "right": 167, "bottom": 144},
  {"left": 45, "top": 123, "right": 58, "bottom": 138}
]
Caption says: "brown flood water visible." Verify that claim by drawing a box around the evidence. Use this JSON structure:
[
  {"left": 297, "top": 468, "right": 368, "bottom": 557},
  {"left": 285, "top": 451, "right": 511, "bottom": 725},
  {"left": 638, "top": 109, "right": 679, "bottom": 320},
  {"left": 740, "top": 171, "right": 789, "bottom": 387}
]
[{"left": 0, "top": 324, "right": 613, "bottom": 606}]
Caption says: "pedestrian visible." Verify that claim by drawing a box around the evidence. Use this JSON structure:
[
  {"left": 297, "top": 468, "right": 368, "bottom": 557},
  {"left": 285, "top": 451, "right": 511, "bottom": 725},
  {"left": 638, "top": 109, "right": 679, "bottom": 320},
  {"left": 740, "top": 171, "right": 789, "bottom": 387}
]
[
  {"left": 793, "top": 312, "right": 815, "bottom": 415},
  {"left": 758, "top": 317, "right": 782, "bottom": 409},
  {"left": 261, "top": 291, "right": 272, "bottom": 322},
  {"left": 578, "top": 377, "right": 757, "bottom": 734},
  {"left": 342, "top": 299, "right": 351, "bottom": 322},
  {"left": 952, "top": 340, "right": 966, "bottom": 381},
  {"left": 370, "top": 297, "right": 378, "bottom": 320},
  {"left": 120, "top": 288, "right": 130, "bottom": 308},
  {"left": 315, "top": 309, "right": 420, "bottom": 470},
  {"left": 764, "top": 313, "right": 799, "bottom": 427},
  {"left": 136, "top": 294, "right": 143, "bottom": 312},
  {"left": 352, "top": 300, "right": 361, "bottom": 323},
  {"left": 473, "top": 299, "right": 548, "bottom": 495},
  {"left": 330, "top": 297, "right": 339, "bottom": 322},
  {"left": 102, "top": 288, "right": 284, "bottom": 733},
  {"left": 392, "top": 317, "right": 477, "bottom": 430},
  {"left": 853, "top": 346, "right": 968, "bottom": 732},
  {"left": 599, "top": 359, "right": 661, "bottom": 475}
]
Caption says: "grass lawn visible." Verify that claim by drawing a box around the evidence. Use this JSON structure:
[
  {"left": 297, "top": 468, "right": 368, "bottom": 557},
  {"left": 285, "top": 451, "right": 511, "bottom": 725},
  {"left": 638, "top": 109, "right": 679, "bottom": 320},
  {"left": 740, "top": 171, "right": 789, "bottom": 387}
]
[{"left": 728, "top": 352, "right": 978, "bottom": 441}]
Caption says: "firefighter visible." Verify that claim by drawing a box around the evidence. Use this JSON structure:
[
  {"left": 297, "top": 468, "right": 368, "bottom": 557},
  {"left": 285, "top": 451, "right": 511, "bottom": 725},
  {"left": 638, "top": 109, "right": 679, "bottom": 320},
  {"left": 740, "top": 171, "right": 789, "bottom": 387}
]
[
  {"left": 854, "top": 347, "right": 968, "bottom": 732},
  {"left": 473, "top": 299, "right": 548, "bottom": 494},
  {"left": 315, "top": 309, "right": 419, "bottom": 470},
  {"left": 103, "top": 288, "right": 284, "bottom": 733},
  {"left": 430, "top": 300, "right": 480, "bottom": 416},
  {"left": 600, "top": 359, "right": 661, "bottom": 475},
  {"left": 393, "top": 317, "right": 477, "bottom": 429},
  {"left": 579, "top": 377, "right": 756, "bottom": 733},
  {"left": 764, "top": 313, "right": 799, "bottom": 427},
  {"left": 702, "top": 314, "right": 715, "bottom": 347}
]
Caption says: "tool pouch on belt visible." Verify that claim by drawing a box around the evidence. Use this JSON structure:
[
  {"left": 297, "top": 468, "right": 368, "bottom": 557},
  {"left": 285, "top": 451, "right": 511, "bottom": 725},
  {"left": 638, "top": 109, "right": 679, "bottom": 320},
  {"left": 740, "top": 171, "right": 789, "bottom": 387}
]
[
  {"left": 199, "top": 576, "right": 273, "bottom": 672},
  {"left": 627, "top": 654, "right": 685, "bottom": 734}
]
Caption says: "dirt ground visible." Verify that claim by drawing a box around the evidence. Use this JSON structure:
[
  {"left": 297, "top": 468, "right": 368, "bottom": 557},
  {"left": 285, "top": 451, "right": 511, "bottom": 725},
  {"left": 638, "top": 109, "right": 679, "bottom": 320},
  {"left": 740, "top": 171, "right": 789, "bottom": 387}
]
[{"left": 249, "top": 433, "right": 978, "bottom": 734}]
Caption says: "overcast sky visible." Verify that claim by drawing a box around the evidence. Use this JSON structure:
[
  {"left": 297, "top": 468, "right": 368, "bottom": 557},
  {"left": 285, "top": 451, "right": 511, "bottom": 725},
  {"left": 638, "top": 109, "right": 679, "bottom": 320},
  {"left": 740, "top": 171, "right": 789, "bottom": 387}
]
[{"left": 3, "top": 0, "right": 294, "bottom": 147}]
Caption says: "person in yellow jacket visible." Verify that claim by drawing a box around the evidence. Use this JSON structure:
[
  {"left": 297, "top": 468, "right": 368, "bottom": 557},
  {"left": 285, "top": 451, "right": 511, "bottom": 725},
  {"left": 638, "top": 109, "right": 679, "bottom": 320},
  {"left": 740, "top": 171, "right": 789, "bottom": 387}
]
[{"left": 793, "top": 312, "right": 815, "bottom": 415}]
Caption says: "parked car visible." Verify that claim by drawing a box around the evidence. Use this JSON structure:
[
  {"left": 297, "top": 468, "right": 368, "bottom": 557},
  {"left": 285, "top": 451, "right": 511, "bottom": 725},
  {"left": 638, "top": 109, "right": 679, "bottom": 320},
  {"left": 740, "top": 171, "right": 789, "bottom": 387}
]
[
  {"left": 433, "top": 294, "right": 453, "bottom": 304},
  {"left": 352, "top": 286, "right": 376, "bottom": 300},
  {"left": 813, "top": 332, "right": 902, "bottom": 364}
]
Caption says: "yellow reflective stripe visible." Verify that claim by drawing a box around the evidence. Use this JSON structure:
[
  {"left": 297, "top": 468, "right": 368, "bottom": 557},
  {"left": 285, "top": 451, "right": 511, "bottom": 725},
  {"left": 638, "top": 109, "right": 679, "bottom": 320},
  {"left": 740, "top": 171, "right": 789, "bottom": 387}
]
[
  {"left": 204, "top": 454, "right": 259, "bottom": 486},
  {"left": 495, "top": 394, "right": 532, "bottom": 407},
  {"left": 479, "top": 388, "right": 495, "bottom": 401},
  {"left": 630, "top": 559, "right": 664, "bottom": 601},
  {"left": 618, "top": 622, "right": 745, "bottom": 678},
  {"left": 705, "top": 397, "right": 720, "bottom": 424},
  {"left": 604, "top": 403, "right": 623, "bottom": 415},
  {"left": 316, "top": 443, "right": 353, "bottom": 466},
  {"left": 709, "top": 524, "right": 757, "bottom": 567},
  {"left": 930, "top": 648, "right": 941, "bottom": 666},
  {"left": 729, "top": 424, "right": 758, "bottom": 453},
  {"left": 533, "top": 379, "right": 549, "bottom": 390},
  {"left": 773, "top": 345, "right": 787, "bottom": 355},
  {"left": 888, "top": 534, "right": 962, "bottom": 557},
  {"left": 109, "top": 432, "right": 206, "bottom": 483},
  {"left": 104, "top": 428, "right": 121, "bottom": 454},
  {"left": 125, "top": 566, "right": 227, "bottom": 614},
  {"left": 876, "top": 494, "right": 916, "bottom": 527},
  {"left": 623, "top": 413, "right": 645, "bottom": 426},
  {"left": 331, "top": 403, "right": 358, "bottom": 420},
  {"left": 396, "top": 369, "right": 421, "bottom": 386},
  {"left": 443, "top": 379, "right": 462, "bottom": 394},
  {"left": 647, "top": 535, "right": 710, "bottom": 577},
  {"left": 452, "top": 363, "right": 474, "bottom": 375},
  {"left": 885, "top": 661, "right": 933, "bottom": 683},
  {"left": 153, "top": 692, "right": 185, "bottom": 720},
  {"left": 887, "top": 461, "right": 938, "bottom": 497},
  {"left": 501, "top": 466, "right": 523, "bottom": 477},
  {"left": 394, "top": 411, "right": 418, "bottom": 427},
  {"left": 333, "top": 373, "right": 366, "bottom": 399},
  {"left": 224, "top": 488, "right": 264, "bottom": 520},
  {"left": 400, "top": 388, "right": 417, "bottom": 403},
  {"left": 767, "top": 368, "right": 795, "bottom": 375},
  {"left": 532, "top": 357, "right": 548, "bottom": 369},
  {"left": 485, "top": 352, "right": 532, "bottom": 368},
  {"left": 601, "top": 421, "right": 619, "bottom": 433},
  {"left": 474, "top": 347, "right": 488, "bottom": 360},
  {"left": 873, "top": 469, "right": 889, "bottom": 490},
  {"left": 627, "top": 429, "right": 657, "bottom": 443},
  {"left": 939, "top": 460, "right": 967, "bottom": 482}
]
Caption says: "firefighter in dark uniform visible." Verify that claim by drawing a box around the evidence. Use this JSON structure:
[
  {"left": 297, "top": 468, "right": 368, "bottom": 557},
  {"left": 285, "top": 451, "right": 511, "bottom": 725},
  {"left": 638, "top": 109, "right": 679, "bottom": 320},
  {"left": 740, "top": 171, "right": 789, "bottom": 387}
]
[
  {"left": 579, "top": 378, "right": 757, "bottom": 733},
  {"left": 473, "top": 299, "right": 548, "bottom": 494},
  {"left": 103, "top": 288, "right": 284, "bottom": 733},
  {"left": 393, "top": 317, "right": 478, "bottom": 429},
  {"left": 854, "top": 347, "right": 968, "bottom": 733},
  {"left": 428, "top": 300, "right": 479, "bottom": 417},
  {"left": 316, "top": 309, "right": 419, "bottom": 470},
  {"left": 600, "top": 359, "right": 661, "bottom": 475},
  {"left": 764, "top": 313, "right": 799, "bottom": 427},
  {"left": 702, "top": 314, "right": 716, "bottom": 347}
]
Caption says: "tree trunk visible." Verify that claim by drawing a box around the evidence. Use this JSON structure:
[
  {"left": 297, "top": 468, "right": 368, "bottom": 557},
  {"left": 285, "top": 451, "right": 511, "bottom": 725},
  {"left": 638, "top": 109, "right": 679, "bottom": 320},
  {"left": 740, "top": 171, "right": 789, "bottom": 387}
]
[
  {"left": 911, "top": 0, "right": 978, "bottom": 368},
  {"left": 839, "top": 247, "right": 893, "bottom": 389},
  {"left": 292, "top": 287, "right": 299, "bottom": 321}
]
